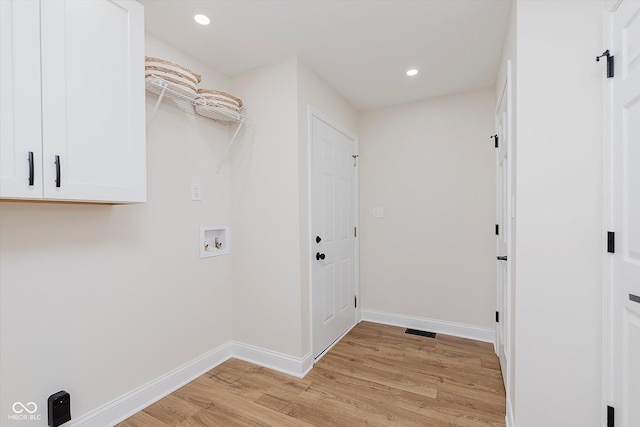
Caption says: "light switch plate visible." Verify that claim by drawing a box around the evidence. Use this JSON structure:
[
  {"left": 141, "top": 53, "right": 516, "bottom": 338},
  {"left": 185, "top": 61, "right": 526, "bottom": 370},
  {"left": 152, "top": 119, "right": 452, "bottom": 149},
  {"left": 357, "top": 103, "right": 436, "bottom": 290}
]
[
  {"left": 191, "top": 183, "right": 201, "bottom": 201},
  {"left": 373, "top": 207, "right": 384, "bottom": 218}
]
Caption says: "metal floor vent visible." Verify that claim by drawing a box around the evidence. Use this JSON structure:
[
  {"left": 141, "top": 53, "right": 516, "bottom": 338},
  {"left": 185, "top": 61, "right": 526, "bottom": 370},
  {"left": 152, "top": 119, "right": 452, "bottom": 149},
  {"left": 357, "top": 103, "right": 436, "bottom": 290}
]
[{"left": 405, "top": 328, "right": 436, "bottom": 338}]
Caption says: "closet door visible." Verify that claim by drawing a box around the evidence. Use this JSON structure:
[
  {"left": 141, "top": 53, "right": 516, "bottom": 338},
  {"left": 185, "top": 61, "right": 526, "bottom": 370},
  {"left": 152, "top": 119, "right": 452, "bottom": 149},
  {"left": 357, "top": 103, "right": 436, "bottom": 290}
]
[
  {"left": 0, "top": 0, "right": 43, "bottom": 199},
  {"left": 40, "top": 0, "right": 146, "bottom": 202}
]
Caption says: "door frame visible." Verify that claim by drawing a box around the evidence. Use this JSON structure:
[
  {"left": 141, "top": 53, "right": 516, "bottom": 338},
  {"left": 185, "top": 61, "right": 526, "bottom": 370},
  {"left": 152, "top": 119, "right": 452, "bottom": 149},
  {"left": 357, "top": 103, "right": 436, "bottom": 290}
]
[
  {"left": 495, "top": 59, "right": 513, "bottom": 413},
  {"left": 601, "top": 1, "right": 621, "bottom": 425},
  {"left": 307, "top": 106, "right": 360, "bottom": 361}
]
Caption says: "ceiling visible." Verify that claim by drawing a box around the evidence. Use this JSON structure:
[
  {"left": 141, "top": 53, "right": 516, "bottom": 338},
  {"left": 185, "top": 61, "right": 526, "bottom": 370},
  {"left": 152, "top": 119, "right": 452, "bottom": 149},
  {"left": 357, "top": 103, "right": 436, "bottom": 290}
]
[{"left": 140, "top": 0, "right": 511, "bottom": 111}]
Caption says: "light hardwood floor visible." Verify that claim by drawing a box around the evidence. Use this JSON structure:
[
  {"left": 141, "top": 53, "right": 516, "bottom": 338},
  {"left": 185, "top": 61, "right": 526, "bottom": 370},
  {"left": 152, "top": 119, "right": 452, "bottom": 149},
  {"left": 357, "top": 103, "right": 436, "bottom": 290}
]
[{"left": 118, "top": 322, "right": 505, "bottom": 426}]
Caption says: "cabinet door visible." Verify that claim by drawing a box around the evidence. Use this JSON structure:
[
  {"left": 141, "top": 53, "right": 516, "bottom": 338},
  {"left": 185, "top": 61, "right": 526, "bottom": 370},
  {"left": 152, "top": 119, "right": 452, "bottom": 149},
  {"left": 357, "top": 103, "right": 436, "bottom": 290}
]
[
  {"left": 0, "top": 0, "right": 43, "bottom": 199},
  {"left": 40, "top": 0, "right": 146, "bottom": 202}
]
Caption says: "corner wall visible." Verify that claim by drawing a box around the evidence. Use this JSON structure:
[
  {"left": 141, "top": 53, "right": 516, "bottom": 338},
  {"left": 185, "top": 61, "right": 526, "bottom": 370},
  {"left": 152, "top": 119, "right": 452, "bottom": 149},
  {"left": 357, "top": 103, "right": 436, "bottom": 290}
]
[
  {"left": 229, "top": 57, "right": 303, "bottom": 358},
  {"left": 359, "top": 88, "right": 497, "bottom": 334},
  {"left": 229, "top": 56, "right": 359, "bottom": 363}
]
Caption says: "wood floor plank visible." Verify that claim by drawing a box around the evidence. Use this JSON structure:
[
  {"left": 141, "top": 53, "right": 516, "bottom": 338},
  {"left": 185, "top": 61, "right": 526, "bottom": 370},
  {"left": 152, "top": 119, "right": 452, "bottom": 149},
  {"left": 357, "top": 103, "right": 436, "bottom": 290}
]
[{"left": 117, "top": 322, "right": 506, "bottom": 426}]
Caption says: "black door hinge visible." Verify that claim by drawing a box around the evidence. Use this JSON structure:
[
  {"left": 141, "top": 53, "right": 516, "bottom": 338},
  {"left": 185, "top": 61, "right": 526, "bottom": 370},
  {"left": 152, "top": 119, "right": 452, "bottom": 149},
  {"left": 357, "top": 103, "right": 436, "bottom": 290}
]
[
  {"left": 495, "top": 311, "right": 499, "bottom": 322},
  {"left": 491, "top": 134, "right": 499, "bottom": 148},
  {"left": 354, "top": 227, "right": 357, "bottom": 238},
  {"left": 607, "top": 405, "right": 614, "bottom": 427},
  {"left": 354, "top": 295, "right": 357, "bottom": 308},
  {"left": 495, "top": 224, "right": 499, "bottom": 236},
  {"left": 608, "top": 231, "right": 615, "bottom": 253},
  {"left": 597, "top": 50, "right": 614, "bottom": 78}
]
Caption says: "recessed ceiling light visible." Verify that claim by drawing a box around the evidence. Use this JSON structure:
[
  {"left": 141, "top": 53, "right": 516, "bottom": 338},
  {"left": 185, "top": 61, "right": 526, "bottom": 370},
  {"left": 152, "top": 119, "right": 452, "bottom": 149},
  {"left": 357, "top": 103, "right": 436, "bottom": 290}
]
[
  {"left": 406, "top": 69, "right": 419, "bottom": 77},
  {"left": 194, "top": 14, "right": 210, "bottom": 26}
]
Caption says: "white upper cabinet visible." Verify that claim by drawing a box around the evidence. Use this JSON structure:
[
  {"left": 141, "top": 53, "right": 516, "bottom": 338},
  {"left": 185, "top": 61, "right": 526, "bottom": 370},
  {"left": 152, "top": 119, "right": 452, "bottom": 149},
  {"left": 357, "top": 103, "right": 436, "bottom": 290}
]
[
  {"left": 0, "top": 0, "right": 43, "bottom": 200},
  {"left": 0, "top": 0, "right": 146, "bottom": 203}
]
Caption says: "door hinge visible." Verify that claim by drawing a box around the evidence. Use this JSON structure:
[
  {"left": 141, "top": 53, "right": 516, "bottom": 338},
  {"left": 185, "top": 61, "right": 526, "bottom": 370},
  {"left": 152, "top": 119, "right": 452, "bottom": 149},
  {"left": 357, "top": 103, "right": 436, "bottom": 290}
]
[
  {"left": 495, "top": 311, "right": 499, "bottom": 323},
  {"left": 495, "top": 224, "right": 499, "bottom": 236},
  {"left": 491, "top": 134, "right": 498, "bottom": 148},
  {"left": 607, "top": 405, "right": 614, "bottom": 427},
  {"left": 354, "top": 295, "right": 357, "bottom": 308},
  {"left": 596, "top": 50, "right": 614, "bottom": 78},
  {"left": 607, "top": 231, "right": 615, "bottom": 253},
  {"left": 352, "top": 154, "right": 359, "bottom": 166},
  {"left": 354, "top": 226, "right": 357, "bottom": 237}
]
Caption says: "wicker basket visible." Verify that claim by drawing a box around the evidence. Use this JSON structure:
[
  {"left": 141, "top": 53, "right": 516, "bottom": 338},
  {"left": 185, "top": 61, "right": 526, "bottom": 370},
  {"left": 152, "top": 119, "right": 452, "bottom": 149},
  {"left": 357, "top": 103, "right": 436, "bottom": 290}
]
[{"left": 145, "top": 56, "right": 202, "bottom": 100}]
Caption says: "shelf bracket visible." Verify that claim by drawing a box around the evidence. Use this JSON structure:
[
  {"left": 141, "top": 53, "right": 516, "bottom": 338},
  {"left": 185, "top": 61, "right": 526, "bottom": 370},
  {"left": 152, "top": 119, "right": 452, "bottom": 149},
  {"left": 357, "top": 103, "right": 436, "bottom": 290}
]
[
  {"left": 146, "top": 81, "right": 168, "bottom": 128},
  {"left": 216, "top": 118, "right": 246, "bottom": 174}
]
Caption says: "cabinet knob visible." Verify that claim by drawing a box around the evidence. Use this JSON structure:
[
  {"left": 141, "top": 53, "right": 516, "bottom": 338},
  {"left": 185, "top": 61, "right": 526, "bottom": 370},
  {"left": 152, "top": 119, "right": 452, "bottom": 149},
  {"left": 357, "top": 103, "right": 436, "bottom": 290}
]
[{"left": 316, "top": 252, "right": 325, "bottom": 261}]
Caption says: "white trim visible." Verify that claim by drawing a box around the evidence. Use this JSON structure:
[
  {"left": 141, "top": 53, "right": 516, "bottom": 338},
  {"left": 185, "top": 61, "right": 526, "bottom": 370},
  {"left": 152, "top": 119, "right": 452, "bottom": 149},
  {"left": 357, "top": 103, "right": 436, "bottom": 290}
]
[
  {"left": 506, "top": 395, "right": 515, "bottom": 427},
  {"left": 63, "top": 314, "right": 493, "bottom": 427},
  {"left": 232, "top": 342, "right": 313, "bottom": 379},
  {"left": 601, "top": 6, "right": 616, "bottom": 427},
  {"left": 69, "top": 342, "right": 233, "bottom": 427},
  {"left": 68, "top": 340, "right": 315, "bottom": 426},
  {"left": 360, "top": 309, "right": 496, "bottom": 344}
]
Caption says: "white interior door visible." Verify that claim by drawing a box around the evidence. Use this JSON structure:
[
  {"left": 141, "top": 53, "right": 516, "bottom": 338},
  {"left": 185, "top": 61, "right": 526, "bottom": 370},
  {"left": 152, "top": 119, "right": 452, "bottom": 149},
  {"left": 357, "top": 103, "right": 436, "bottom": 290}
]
[
  {"left": 495, "top": 73, "right": 510, "bottom": 381},
  {"left": 310, "top": 111, "right": 357, "bottom": 360},
  {"left": 609, "top": 1, "right": 640, "bottom": 426}
]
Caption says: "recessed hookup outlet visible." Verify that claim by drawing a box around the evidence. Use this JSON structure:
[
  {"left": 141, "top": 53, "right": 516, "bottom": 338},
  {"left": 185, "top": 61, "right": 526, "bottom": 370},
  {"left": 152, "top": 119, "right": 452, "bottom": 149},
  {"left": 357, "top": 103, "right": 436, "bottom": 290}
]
[{"left": 48, "top": 391, "right": 71, "bottom": 427}]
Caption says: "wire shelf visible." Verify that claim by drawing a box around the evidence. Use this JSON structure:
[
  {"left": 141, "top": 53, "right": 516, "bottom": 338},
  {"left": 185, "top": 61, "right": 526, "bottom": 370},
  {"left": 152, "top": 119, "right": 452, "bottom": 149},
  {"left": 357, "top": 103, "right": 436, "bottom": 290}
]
[
  {"left": 145, "top": 76, "right": 249, "bottom": 123},
  {"left": 145, "top": 76, "right": 252, "bottom": 173}
]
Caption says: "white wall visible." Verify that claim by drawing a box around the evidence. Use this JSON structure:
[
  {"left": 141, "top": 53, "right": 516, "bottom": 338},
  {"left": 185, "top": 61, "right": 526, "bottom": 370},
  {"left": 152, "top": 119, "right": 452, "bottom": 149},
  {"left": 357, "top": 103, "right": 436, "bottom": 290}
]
[
  {"left": 0, "top": 33, "right": 234, "bottom": 423},
  {"left": 229, "top": 57, "right": 304, "bottom": 357},
  {"left": 359, "top": 88, "right": 496, "bottom": 330},
  {"left": 514, "top": 1, "right": 603, "bottom": 426}
]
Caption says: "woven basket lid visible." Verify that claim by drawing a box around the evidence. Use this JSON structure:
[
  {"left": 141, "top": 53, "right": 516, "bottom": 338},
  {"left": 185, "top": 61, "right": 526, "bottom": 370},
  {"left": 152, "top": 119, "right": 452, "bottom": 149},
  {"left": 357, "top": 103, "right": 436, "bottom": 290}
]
[
  {"left": 145, "top": 56, "right": 202, "bottom": 83},
  {"left": 197, "top": 88, "right": 243, "bottom": 108}
]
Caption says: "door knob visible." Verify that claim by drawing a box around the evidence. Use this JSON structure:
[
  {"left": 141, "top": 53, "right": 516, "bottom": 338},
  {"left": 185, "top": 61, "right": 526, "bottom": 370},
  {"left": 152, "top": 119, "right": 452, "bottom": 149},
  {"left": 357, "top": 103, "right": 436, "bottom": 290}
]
[
  {"left": 316, "top": 252, "right": 325, "bottom": 261},
  {"left": 497, "top": 256, "right": 508, "bottom": 261},
  {"left": 316, "top": 236, "right": 321, "bottom": 244}
]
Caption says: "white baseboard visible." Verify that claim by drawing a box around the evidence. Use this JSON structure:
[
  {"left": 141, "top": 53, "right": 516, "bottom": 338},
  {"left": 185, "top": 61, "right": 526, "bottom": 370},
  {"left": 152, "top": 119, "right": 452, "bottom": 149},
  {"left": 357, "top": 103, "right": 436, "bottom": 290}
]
[
  {"left": 70, "top": 342, "right": 233, "bottom": 427},
  {"left": 506, "top": 395, "right": 515, "bottom": 427},
  {"left": 232, "top": 342, "right": 313, "bottom": 379},
  {"left": 71, "top": 341, "right": 314, "bottom": 426},
  {"left": 68, "top": 313, "right": 494, "bottom": 426},
  {"left": 360, "top": 309, "right": 496, "bottom": 344}
]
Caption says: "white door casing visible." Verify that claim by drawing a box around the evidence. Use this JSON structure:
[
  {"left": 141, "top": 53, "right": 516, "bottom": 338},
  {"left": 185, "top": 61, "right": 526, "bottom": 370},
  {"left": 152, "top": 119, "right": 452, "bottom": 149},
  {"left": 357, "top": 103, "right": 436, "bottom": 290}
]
[
  {"left": 606, "top": 1, "right": 640, "bottom": 426},
  {"left": 310, "top": 109, "right": 357, "bottom": 360},
  {"left": 495, "top": 61, "right": 512, "bottom": 388}
]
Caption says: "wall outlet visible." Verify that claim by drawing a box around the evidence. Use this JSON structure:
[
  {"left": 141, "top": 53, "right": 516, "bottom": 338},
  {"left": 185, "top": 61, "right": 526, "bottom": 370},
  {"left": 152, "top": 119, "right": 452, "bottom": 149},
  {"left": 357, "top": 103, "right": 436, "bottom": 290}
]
[
  {"left": 373, "top": 207, "right": 384, "bottom": 218},
  {"left": 191, "top": 183, "right": 201, "bottom": 201}
]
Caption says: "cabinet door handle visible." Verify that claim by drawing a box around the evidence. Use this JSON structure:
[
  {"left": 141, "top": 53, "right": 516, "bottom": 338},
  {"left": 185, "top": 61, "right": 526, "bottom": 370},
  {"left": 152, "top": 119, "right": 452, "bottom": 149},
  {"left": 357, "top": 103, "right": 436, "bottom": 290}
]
[
  {"left": 28, "top": 151, "right": 34, "bottom": 186},
  {"left": 54, "top": 155, "right": 61, "bottom": 188}
]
